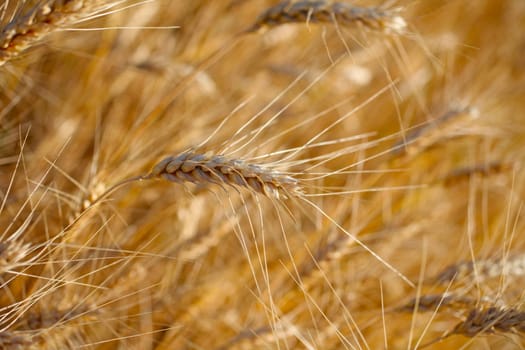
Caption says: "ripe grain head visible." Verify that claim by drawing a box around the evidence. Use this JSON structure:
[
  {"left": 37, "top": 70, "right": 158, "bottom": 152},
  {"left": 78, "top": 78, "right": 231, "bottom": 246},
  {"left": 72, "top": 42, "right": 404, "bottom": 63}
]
[
  {"left": 0, "top": 240, "right": 30, "bottom": 275},
  {"left": 452, "top": 306, "right": 525, "bottom": 337},
  {"left": 147, "top": 151, "right": 304, "bottom": 200},
  {"left": 435, "top": 254, "right": 525, "bottom": 285},
  {"left": 0, "top": 0, "right": 125, "bottom": 66},
  {"left": 396, "top": 293, "right": 477, "bottom": 313},
  {"left": 248, "top": 0, "right": 407, "bottom": 34}
]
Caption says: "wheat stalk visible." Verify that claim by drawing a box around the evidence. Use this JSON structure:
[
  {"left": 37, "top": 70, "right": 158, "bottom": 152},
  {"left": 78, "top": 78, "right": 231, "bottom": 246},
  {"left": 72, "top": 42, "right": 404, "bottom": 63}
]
[
  {"left": 0, "top": 0, "right": 119, "bottom": 66},
  {"left": 146, "top": 151, "right": 303, "bottom": 199},
  {"left": 248, "top": 0, "right": 407, "bottom": 34}
]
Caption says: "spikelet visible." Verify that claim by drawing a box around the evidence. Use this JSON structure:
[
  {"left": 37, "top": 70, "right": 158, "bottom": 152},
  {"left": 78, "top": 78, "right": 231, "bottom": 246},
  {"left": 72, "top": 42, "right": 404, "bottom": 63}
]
[
  {"left": 147, "top": 151, "right": 303, "bottom": 199},
  {"left": 248, "top": 0, "right": 406, "bottom": 34}
]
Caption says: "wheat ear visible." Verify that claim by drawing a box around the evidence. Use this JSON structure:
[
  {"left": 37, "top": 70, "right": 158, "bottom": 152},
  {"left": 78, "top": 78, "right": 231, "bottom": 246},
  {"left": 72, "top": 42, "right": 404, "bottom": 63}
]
[
  {"left": 451, "top": 306, "right": 525, "bottom": 337},
  {"left": 0, "top": 332, "right": 31, "bottom": 349},
  {"left": 0, "top": 0, "right": 117, "bottom": 66},
  {"left": 396, "top": 294, "right": 477, "bottom": 313},
  {"left": 146, "top": 151, "right": 303, "bottom": 199},
  {"left": 439, "top": 162, "right": 510, "bottom": 186},
  {"left": 248, "top": 0, "right": 406, "bottom": 34},
  {"left": 0, "top": 240, "right": 30, "bottom": 275},
  {"left": 395, "top": 107, "right": 479, "bottom": 156},
  {"left": 21, "top": 304, "right": 97, "bottom": 330},
  {"left": 435, "top": 253, "right": 525, "bottom": 284}
]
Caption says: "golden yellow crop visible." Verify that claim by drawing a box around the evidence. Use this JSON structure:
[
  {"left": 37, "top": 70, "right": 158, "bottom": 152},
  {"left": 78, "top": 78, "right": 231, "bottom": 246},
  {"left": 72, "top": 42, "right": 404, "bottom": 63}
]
[{"left": 0, "top": 1, "right": 524, "bottom": 349}]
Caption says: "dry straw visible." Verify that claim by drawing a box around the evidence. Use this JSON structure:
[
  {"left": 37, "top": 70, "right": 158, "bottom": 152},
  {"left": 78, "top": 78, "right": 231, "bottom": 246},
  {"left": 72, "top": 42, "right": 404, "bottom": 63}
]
[
  {"left": 247, "top": 0, "right": 406, "bottom": 34},
  {"left": 0, "top": 0, "right": 117, "bottom": 66},
  {"left": 146, "top": 151, "right": 303, "bottom": 199}
]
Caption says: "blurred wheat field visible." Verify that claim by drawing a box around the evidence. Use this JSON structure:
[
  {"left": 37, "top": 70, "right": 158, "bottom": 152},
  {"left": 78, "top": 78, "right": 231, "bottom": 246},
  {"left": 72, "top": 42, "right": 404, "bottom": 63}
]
[{"left": 0, "top": 0, "right": 524, "bottom": 349}]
